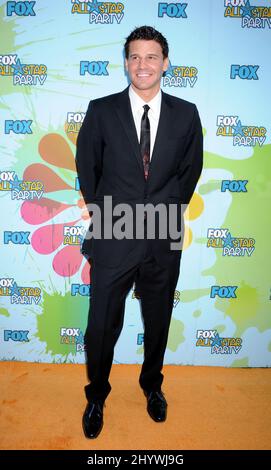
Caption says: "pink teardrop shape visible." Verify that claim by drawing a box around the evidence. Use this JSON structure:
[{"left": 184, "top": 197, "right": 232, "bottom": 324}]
[
  {"left": 23, "top": 163, "right": 72, "bottom": 193},
  {"left": 31, "top": 220, "right": 80, "bottom": 255},
  {"left": 21, "top": 198, "right": 72, "bottom": 225},
  {"left": 52, "top": 245, "right": 83, "bottom": 278}
]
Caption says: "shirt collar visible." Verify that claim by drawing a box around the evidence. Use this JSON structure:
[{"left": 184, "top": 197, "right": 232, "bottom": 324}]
[{"left": 129, "top": 84, "right": 161, "bottom": 115}]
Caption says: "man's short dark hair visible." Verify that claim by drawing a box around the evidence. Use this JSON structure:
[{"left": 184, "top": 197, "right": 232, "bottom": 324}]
[{"left": 124, "top": 25, "right": 169, "bottom": 59}]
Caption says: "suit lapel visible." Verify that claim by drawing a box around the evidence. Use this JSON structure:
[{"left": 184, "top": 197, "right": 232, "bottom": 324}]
[
  {"left": 114, "top": 86, "right": 144, "bottom": 174},
  {"left": 148, "top": 90, "right": 173, "bottom": 180},
  {"left": 114, "top": 87, "right": 174, "bottom": 179}
]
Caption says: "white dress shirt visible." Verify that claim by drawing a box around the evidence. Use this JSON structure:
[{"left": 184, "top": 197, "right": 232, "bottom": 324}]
[{"left": 128, "top": 84, "right": 161, "bottom": 160}]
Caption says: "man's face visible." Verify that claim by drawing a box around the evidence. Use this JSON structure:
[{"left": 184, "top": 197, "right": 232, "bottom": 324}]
[{"left": 125, "top": 39, "right": 168, "bottom": 94}]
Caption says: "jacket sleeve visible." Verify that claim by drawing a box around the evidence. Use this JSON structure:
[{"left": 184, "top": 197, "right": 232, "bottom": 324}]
[
  {"left": 75, "top": 100, "right": 103, "bottom": 208},
  {"left": 177, "top": 104, "right": 203, "bottom": 205}
]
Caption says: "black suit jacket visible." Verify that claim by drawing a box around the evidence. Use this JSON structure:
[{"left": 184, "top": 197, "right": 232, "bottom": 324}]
[{"left": 75, "top": 86, "right": 203, "bottom": 268}]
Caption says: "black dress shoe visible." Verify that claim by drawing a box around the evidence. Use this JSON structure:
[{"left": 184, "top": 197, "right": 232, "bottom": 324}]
[
  {"left": 144, "top": 390, "right": 167, "bottom": 422},
  {"left": 82, "top": 400, "right": 104, "bottom": 439}
]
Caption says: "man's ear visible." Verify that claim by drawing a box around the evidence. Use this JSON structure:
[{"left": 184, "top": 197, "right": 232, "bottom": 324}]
[
  {"left": 163, "top": 57, "right": 169, "bottom": 72},
  {"left": 125, "top": 58, "right": 128, "bottom": 72}
]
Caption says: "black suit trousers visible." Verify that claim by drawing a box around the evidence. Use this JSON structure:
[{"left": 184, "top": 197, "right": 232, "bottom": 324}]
[{"left": 84, "top": 233, "right": 181, "bottom": 403}]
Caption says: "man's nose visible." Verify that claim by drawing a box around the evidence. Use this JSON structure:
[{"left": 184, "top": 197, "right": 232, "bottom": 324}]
[{"left": 138, "top": 57, "right": 148, "bottom": 67}]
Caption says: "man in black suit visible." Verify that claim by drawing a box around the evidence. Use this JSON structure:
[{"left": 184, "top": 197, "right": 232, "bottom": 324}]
[{"left": 76, "top": 26, "right": 203, "bottom": 439}]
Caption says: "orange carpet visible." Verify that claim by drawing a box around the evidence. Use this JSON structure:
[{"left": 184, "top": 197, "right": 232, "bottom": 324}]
[{"left": 0, "top": 362, "right": 270, "bottom": 450}]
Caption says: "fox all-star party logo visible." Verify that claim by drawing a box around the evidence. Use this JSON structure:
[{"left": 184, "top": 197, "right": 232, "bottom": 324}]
[
  {"left": 173, "top": 290, "right": 181, "bottom": 307},
  {"left": 0, "top": 278, "right": 41, "bottom": 305},
  {"left": 66, "top": 112, "right": 85, "bottom": 137},
  {"left": 63, "top": 225, "right": 86, "bottom": 246},
  {"left": 71, "top": 0, "right": 125, "bottom": 24},
  {"left": 163, "top": 60, "right": 198, "bottom": 88},
  {"left": 216, "top": 115, "right": 266, "bottom": 146},
  {"left": 207, "top": 228, "right": 255, "bottom": 256},
  {"left": 0, "top": 171, "right": 44, "bottom": 200},
  {"left": 196, "top": 330, "right": 242, "bottom": 355},
  {"left": 60, "top": 327, "right": 85, "bottom": 352},
  {"left": 0, "top": 54, "right": 47, "bottom": 86},
  {"left": 224, "top": 0, "right": 271, "bottom": 29}
]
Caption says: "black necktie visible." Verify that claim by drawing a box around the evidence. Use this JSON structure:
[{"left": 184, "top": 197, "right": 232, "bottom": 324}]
[{"left": 140, "top": 104, "right": 150, "bottom": 180}]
